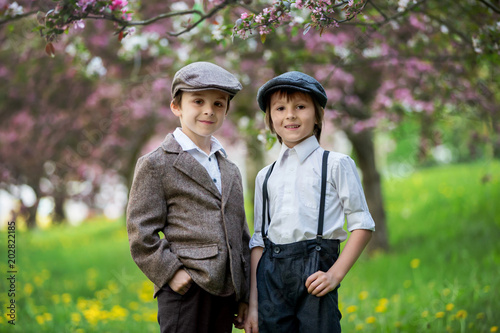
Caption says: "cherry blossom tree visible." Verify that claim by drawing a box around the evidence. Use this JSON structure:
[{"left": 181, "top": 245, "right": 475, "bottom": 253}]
[{"left": 1, "top": 0, "right": 498, "bottom": 252}]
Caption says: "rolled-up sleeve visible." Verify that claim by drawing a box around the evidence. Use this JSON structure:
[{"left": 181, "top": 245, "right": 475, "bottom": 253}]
[{"left": 334, "top": 156, "right": 375, "bottom": 232}]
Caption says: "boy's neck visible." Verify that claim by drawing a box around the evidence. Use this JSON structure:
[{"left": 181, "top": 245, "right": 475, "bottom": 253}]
[{"left": 180, "top": 129, "right": 212, "bottom": 155}]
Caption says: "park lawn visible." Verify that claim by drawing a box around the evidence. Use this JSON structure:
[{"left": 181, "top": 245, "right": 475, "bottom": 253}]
[{"left": 0, "top": 160, "right": 499, "bottom": 332}]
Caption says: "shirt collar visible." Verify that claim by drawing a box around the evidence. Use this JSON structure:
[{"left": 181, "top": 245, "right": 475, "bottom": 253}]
[
  {"left": 277, "top": 135, "right": 319, "bottom": 165},
  {"left": 173, "top": 127, "right": 227, "bottom": 158}
]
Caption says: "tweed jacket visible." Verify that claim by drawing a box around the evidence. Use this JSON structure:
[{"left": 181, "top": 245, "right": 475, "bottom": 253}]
[{"left": 126, "top": 134, "right": 251, "bottom": 302}]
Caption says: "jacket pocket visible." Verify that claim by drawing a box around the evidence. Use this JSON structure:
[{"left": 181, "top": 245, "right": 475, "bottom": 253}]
[{"left": 175, "top": 244, "right": 219, "bottom": 260}]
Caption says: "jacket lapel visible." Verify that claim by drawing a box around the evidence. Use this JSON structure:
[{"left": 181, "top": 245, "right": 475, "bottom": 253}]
[
  {"left": 162, "top": 134, "right": 221, "bottom": 200},
  {"left": 217, "top": 152, "right": 235, "bottom": 208}
]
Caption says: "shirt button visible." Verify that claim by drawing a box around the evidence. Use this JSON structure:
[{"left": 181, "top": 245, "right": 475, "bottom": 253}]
[
  {"left": 209, "top": 157, "right": 212, "bottom": 162},
  {"left": 274, "top": 247, "right": 280, "bottom": 254},
  {"left": 213, "top": 179, "right": 217, "bottom": 183}
]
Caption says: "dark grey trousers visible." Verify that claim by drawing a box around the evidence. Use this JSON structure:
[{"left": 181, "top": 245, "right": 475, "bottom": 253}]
[
  {"left": 257, "top": 238, "right": 342, "bottom": 333},
  {"left": 157, "top": 283, "right": 236, "bottom": 333}
]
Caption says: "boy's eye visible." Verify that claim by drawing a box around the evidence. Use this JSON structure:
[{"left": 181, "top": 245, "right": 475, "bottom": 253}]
[
  {"left": 297, "top": 105, "right": 305, "bottom": 109},
  {"left": 276, "top": 106, "right": 285, "bottom": 111},
  {"left": 215, "top": 101, "right": 225, "bottom": 107},
  {"left": 194, "top": 99, "right": 203, "bottom": 104}
]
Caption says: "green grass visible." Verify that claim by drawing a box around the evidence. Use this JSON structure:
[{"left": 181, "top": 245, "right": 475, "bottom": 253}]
[{"left": 1, "top": 161, "right": 499, "bottom": 332}]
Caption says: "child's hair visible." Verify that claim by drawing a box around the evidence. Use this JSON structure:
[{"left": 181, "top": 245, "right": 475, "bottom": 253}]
[
  {"left": 171, "top": 91, "right": 231, "bottom": 113},
  {"left": 264, "top": 89, "right": 324, "bottom": 144}
]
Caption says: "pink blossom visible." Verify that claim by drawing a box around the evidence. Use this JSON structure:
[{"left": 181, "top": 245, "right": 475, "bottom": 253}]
[
  {"left": 77, "top": 0, "right": 96, "bottom": 11},
  {"left": 110, "top": 0, "right": 128, "bottom": 11},
  {"left": 240, "top": 12, "right": 248, "bottom": 20}
]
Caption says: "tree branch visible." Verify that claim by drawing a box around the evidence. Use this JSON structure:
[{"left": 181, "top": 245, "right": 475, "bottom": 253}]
[
  {"left": 477, "top": 0, "right": 500, "bottom": 14},
  {"left": 0, "top": 11, "right": 37, "bottom": 26},
  {"left": 347, "top": 0, "right": 429, "bottom": 27}
]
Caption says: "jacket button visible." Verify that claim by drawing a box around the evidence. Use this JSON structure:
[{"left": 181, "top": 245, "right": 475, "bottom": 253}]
[
  {"left": 315, "top": 245, "right": 322, "bottom": 251},
  {"left": 274, "top": 247, "right": 280, "bottom": 254}
]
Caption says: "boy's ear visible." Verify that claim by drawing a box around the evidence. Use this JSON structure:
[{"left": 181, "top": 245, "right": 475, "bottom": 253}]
[{"left": 170, "top": 100, "right": 182, "bottom": 117}]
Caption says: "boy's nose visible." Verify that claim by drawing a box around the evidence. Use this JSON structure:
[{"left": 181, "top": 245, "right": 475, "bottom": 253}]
[
  {"left": 203, "top": 106, "right": 215, "bottom": 116},
  {"left": 285, "top": 108, "right": 296, "bottom": 119}
]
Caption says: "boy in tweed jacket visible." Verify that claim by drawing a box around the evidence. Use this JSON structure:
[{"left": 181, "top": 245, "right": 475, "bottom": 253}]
[{"left": 127, "top": 62, "right": 251, "bottom": 333}]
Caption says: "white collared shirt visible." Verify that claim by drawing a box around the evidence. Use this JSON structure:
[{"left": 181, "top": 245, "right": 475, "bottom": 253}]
[
  {"left": 173, "top": 127, "right": 226, "bottom": 193},
  {"left": 249, "top": 135, "right": 375, "bottom": 248}
]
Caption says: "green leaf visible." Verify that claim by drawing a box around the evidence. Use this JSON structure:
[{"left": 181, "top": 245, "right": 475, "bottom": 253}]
[{"left": 261, "top": 33, "right": 267, "bottom": 44}]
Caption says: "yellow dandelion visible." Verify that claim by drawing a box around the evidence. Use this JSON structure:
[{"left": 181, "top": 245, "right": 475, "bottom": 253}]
[
  {"left": 403, "top": 280, "right": 412, "bottom": 288},
  {"left": 442, "top": 288, "right": 451, "bottom": 297},
  {"left": 391, "top": 294, "right": 401, "bottom": 302},
  {"left": 346, "top": 305, "right": 358, "bottom": 313},
  {"left": 358, "top": 291, "right": 369, "bottom": 300},
  {"left": 74, "top": 329, "right": 85, "bottom": 333},
  {"left": 24, "top": 283, "right": 34, "bottom": 297},
  {"left": 348, "top": 314, "right": 357, "bottom": 322},
  {"left": 51, "top": 294, "right": 61, "bottom": 304},
  {"left": 476, "top": 313, "right": 485, "bottom": 320},
  {"left": 87, "top": 268, "right": 98, "bottom": 279},
  {"left": 366, "top": 316, "right": 376, "bottom": 324},
  {"left": 41, "top": 269, "right": 50, "bottom": 280},
  {"left": 456, "top": 310, "right": 467, "bottom": 319},
  {"left": 62, "top": 293, "right": 72, "bottom": 304},
  {"left": 144, "top": 311, "right": 157, "bottom": 322},
  {"left": 108, "top": 281, "right": 119, "bottom": 293},
  {"left": 375, "top": 305, "right": 387, "bottom": 313},
  {"left": 436, "top": 312, "right": 445, "bottom": 318},
  {"left": 421, "top": 310, "right": 429, "bottom": 318},
  {"left": 43, "top": 313, "right": 53, "bottom": 321},
  {"left": 446, "top": 303, "right": 454, "bottom": 311},
  {"left": 110, "top": 305, "right": 128, "bottom": 320},
  {"left": 490, "top": 326, "right": 498, "bottom": 332},
  {"left": 378, "top": 298, "right": 389, "bottom": 306},
  {"left": 34, "top": 276, "right": 44, "bottom": 287},
  {"left": 36, "top": 315, "right": 45, "bottom": 325},
  {"left": 129, "top": 301, "right": 139, "bottom": 311},
  {"left": 132, "top": 313, "right": 142, "bottom": 322},
  {"left": 87, "top": 279, "right": 96, "bottom": 290},
  {"left": 71, "top": 312, "right": 81, "bottom": 324},
  {"left": 355, "top": 323, "right": 364, "bottom": 331},
  {"left": 77, "top": 298, "right": 88, "bottom": 311},
  {"left": 410, "top": 258, "right": 420, "bottom": 269}
]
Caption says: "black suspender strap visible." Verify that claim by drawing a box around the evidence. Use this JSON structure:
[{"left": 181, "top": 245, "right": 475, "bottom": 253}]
[
  {"left": 261, "top": 150, "right": 329, "bottom": 242},
  {"left": 317, "top": 150, "right": 330, "bottom": 242},
  {"left": 261, "top": 162, "right": 276, "bottom": 240}
]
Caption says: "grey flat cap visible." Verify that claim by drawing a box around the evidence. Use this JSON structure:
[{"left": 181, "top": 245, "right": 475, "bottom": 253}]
[
  {"left": 257, "top": 71, "right": 327, "bottom": 112},
  {"left": 171, "top": 62, "right": 242, "bottom": 100}
]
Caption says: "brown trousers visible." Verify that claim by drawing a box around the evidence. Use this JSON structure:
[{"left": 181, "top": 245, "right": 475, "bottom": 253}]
[{"left": 157, "top": 283, "right": 236, "bottom": 333}]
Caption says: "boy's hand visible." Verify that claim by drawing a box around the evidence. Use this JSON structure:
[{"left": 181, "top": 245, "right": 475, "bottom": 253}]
[
  {"left": 234, "top": 302, "right": 248, "bottom": 329},
  {"left": 305, "top": 270, "right": 340, "bottom": 297},
  {"left": 244, "top": 305, "right": 259, "bottom": 333},
  {"left": 168, "top": 269, "right": 192, "bottom": 295}
]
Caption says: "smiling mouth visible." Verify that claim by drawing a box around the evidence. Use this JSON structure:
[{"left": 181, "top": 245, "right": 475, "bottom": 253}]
[
  {"left": 199, "top": 120, "right": 215, "bottom": 124},
  {"left": 285, "top": 125, "right": 300, "bottom": 129}
]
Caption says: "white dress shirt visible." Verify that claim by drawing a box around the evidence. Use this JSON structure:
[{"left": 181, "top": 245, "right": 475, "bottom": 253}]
[
  {"left": 249, "top": 135, "right": 375, "bottom": 249},
  {"left": 173, "top": 127, "right": 226, "bottom": 193}
]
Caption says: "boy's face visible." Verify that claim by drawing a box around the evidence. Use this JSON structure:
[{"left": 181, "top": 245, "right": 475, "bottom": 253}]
[
  {"left": 171, "top": 90, "right": 229, "bottom": 145},
  {"left": 269, "top": 91, "right": 317, "bottom": 148}
]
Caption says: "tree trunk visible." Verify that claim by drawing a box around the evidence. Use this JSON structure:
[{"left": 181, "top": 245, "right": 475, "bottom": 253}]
[
  {"left": 24, "top": 199, "right": 40, "bottom": 230},
  {"left": 52, "top": 190, "right": 66, "bottom": 224},
  {"left": 244, "top": 136, "right": 265, "bottom": 228},
  {"left": 346, "top": 128, "right": 389, "bottom": 253}
]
